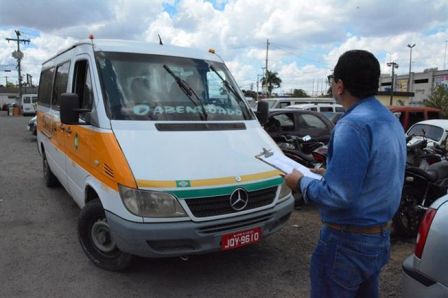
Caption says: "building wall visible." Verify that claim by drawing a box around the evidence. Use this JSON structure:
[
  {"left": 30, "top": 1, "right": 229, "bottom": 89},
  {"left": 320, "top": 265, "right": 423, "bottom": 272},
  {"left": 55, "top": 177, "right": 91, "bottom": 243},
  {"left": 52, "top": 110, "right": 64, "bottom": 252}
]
[{"left": 379, "top": 68, "right": 448, "bottom": 105}]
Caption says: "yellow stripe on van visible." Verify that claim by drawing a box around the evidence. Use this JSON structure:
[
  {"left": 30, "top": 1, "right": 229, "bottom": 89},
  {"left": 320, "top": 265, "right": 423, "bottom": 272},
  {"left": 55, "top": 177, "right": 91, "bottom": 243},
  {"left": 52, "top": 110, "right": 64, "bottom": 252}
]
[{"left": 136, "top": 169, "right": 281, "bottom": 189}]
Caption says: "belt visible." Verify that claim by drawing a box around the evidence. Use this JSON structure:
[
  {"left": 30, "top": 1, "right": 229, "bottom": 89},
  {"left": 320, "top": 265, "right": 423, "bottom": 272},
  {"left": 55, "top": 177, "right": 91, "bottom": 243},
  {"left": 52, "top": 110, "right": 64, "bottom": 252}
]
[{"left": 323, "top": 222, "right": 390, "bottom": 234}]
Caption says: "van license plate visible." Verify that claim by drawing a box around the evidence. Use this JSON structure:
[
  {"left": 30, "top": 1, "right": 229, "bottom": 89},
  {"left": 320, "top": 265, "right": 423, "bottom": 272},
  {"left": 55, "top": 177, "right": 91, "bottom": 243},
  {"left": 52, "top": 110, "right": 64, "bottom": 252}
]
[{"left": 221, "top": 227, "right": 262, "bottom": 251}]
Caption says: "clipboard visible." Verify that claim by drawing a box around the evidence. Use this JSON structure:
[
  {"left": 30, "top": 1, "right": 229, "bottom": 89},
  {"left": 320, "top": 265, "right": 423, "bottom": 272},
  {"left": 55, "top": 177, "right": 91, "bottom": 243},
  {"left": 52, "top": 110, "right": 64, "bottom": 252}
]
[{"left": 255, "top": 148, "right": 322, "bottom": 180}]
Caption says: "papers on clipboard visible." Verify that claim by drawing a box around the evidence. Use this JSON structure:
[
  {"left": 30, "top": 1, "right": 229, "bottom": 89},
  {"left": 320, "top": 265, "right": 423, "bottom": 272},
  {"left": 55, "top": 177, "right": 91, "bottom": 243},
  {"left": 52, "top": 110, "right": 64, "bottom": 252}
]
[{"left": 255, "top": 148, "right": 322, "bottom": 180}]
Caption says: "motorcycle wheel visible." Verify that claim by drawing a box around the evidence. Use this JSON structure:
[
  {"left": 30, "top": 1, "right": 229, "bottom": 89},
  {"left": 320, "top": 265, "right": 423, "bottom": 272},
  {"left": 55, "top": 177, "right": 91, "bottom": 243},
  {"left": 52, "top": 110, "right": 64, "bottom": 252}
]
[{"left": 392, "top": 185, "right": 423, "bottom": 237}]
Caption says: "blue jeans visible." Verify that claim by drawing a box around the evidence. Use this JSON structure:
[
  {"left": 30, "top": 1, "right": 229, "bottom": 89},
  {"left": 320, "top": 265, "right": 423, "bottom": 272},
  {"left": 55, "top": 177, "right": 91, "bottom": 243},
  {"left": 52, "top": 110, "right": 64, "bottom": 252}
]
[{"left": 310, "top": 225, "right": 390, "bottom": 298}]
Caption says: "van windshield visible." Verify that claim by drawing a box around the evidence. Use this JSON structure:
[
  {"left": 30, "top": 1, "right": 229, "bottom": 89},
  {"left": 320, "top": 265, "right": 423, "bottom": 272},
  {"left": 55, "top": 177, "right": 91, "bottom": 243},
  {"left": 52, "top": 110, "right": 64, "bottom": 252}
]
[{"left": 95, "top": 52, "right": 253, "bottom": 121}]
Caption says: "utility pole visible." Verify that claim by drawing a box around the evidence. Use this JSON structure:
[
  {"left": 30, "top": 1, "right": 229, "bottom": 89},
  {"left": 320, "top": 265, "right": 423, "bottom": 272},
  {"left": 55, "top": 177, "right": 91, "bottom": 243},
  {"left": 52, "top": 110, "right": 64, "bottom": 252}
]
[
  {"left": 407, "top": 44, "right": 415, "bottom": 92},
  {"left": 387, "top": 62, "right": 399, "bottom": 106},
  {"left": 265, "top": 39, "right": 270, "bottom": 97},
  {"left": 6, "top": 30, "right": 30, "bottom": 101},
  {"left": 444, "top": 40, "right": 448, "bottom": 70}
]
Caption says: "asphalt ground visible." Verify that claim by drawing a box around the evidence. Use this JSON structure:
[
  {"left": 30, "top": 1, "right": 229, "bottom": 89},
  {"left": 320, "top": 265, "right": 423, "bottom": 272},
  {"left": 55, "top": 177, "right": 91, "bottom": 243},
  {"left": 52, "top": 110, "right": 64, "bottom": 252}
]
[{"left": 0, "top": 111, "right": 414, "bottom": 297}]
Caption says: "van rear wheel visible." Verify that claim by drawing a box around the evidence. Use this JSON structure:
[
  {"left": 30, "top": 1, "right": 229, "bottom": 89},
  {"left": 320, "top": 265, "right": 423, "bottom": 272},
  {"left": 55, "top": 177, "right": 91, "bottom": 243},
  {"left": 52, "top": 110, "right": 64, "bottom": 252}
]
[
  {"left": 43, "top": 153, "right": 58, "bottom": 187},
  {"left": 78, "top": 200, "right": 133, "bottom": 271}
]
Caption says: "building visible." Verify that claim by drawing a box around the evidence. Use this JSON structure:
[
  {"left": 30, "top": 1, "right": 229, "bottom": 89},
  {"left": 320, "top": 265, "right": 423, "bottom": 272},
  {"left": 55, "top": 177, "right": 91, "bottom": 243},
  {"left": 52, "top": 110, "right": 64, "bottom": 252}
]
[
  {"left": 379, "top": 68, "right": 448, "bottom": 106},
  {"left": 0, "top": 86, "right": 38, "bottom": 106}
]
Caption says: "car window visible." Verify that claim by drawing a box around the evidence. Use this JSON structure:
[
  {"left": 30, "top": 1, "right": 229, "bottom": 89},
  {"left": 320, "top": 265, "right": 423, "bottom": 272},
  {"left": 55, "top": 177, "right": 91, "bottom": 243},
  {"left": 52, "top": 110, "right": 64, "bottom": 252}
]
[
  {"left": 301, "top": 114, "right": 327, "bottom": 129},
  {"left": 320, "top": 107, "right": 333, "bottom": 112},
  {"left": 309, "top": 107, "right": 317, "bottom": 111},
  {"left": 38, "top": 67, "right": 56, "bottom": 106},
  {"left": 407, "top": 124, "right": 444, "bottom": 141},
  {"left": 274, "top": 113, "right": 294, "bottom": 131},
  {"left": 52, "top": 61, "right": 71, "bottom": 109},
  {"left": 335, "top": 106, "right": 345, "bottom": 112}
]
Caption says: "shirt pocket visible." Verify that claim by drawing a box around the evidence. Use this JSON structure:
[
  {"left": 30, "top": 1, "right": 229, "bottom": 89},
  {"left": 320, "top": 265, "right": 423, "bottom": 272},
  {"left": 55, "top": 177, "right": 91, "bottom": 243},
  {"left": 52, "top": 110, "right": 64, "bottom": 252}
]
[{"left": 330, "top": 242, "right": 380, "bottom": 290}]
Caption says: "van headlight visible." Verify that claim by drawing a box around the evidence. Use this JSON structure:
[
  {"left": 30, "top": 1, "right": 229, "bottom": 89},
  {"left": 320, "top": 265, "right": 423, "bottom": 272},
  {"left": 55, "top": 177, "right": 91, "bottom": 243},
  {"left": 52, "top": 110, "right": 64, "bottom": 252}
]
[
  {"left": 119, "top": 185, "right": 187, "bottom": 217},
  {"left": 278, "top": 181, "right": 291, "bottom": 202}
]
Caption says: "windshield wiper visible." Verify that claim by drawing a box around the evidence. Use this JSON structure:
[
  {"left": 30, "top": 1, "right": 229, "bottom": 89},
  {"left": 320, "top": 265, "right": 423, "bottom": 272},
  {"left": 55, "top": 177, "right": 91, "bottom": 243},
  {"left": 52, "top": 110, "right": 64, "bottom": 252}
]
[
  {"left": 209, "top": 65, "right": 244, "bottom": 103},
  {"left": 163, "top": 65, "right": 207, "bottom": 121}
]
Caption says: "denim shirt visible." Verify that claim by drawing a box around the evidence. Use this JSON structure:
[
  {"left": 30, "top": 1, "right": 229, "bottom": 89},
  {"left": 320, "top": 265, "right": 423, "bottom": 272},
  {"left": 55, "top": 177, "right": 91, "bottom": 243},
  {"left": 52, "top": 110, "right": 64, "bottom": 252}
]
[{"left": 299, "top": 96, "right": 406, "bottom": 226}]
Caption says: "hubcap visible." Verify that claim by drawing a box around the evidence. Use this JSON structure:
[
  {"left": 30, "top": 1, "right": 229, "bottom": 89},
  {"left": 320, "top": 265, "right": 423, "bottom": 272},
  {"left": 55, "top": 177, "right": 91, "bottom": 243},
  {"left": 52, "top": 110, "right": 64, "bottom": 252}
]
[{"left": 91, "top": 219, "right": 116, "bottom": 253}]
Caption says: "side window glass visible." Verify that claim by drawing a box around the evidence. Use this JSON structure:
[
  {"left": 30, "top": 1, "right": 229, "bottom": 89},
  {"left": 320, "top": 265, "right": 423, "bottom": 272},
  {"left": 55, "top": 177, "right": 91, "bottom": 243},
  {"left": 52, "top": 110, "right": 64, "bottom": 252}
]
[
  {"left": 73, "top": 60, "right": 97, "bottom": 124},
  {"left": 52, "top": 61, "right": 70, "bottom": 108},
  {"left": 320, "top": 107, "right": 333, "bottom": 112},
  {"left": 301, "top": 114, "right": 327, "bottom": 129},
  {"left": 275, "top": 113, "right": 294, "bottom": 131},
  {"left": 73, "top": 60, "right": 94, "bottom": 110},
  {"left": 335, "top": 107, "right": 345, "bottom": 112},
  {"left": 38, "top": 67, "right": 55, "bottom": 106}
]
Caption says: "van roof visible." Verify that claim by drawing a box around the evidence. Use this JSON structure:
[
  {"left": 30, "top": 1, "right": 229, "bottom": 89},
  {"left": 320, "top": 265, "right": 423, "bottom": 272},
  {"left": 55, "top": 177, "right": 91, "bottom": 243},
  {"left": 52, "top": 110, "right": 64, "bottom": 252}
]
[{"left": 44, "top": 39, "right": 224, "bottom": 65}]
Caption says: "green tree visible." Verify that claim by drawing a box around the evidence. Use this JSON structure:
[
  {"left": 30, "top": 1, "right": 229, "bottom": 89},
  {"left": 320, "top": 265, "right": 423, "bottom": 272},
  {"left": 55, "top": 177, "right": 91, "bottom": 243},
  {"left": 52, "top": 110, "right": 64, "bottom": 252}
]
[
  {"left": 261, "top": 71, "right": 282, "bottom": 97},
  {"left": 292, "top": 89, "right": 309, "bottom": 97},
  {"left": 424, "top": 85, "right": 448, "bottom": 117},
  {"left": 5, "top": 81, "right": 15, "bottom": 88}
]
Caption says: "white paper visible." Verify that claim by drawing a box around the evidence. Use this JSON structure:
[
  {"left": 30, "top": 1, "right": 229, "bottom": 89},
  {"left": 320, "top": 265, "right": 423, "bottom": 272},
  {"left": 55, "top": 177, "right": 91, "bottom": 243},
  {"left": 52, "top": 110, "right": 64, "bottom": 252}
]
[{"left": 256, "top": 150, "right": 322, "bottom": 180}]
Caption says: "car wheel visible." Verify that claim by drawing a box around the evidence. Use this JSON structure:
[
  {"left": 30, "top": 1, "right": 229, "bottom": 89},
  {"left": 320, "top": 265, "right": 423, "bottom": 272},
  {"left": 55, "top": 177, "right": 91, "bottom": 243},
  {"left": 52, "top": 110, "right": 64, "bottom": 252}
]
[
  {"left": 43, "top": 152, "right": 59, "bottom": 187},
  {"left": 78, "top": 200, "right": 133, "bottom": 271}
]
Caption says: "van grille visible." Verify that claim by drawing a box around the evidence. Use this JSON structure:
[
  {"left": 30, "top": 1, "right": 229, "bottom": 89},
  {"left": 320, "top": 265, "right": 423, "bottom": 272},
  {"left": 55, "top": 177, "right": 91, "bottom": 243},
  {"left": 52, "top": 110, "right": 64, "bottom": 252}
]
[{"left": 185, "top": 187, "right": 277, "bottom": 218}]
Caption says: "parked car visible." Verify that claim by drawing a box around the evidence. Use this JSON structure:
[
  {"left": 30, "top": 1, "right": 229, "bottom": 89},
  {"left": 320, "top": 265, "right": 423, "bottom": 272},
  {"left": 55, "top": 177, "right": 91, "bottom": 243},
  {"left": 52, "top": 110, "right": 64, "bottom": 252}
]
[
  {"left": 321, "top": 111, "right": 344, "bottom": 125},
  {"left": 287, "top": 103, "right": 345, "bottom": 113},
  {"left": 27, "top": 116, "right": 37, "bottom": 136},
  {"left": 401, "top": 195, "right": 448, "bottom": 297},
  {"left": 406, "top": 119, "right": 448, "bottom": 147},
  {"left": 257, "top": 97, "right": 336, "bottom": 110},
  {"left": 389, "top": 106, "right": 441, "bottom": 131},
  {"left": 264, "top": 109, "right": 334, "bottom": 143},
  {"left": 21, "top": 94, "right": 38, "bottom": 115}
]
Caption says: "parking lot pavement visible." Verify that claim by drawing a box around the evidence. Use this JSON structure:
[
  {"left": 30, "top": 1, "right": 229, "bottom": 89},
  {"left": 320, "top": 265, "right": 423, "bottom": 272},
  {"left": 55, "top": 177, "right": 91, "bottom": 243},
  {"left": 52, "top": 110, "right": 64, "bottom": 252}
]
[{"left": 0, "top": 112, "right": 414, "bottom": 297}]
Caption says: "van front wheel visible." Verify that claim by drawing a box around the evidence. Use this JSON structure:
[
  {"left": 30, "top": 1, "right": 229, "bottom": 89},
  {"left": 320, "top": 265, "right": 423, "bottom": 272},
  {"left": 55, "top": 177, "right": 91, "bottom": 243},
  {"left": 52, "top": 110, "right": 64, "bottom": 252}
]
[
  {"left": 78, "top": 200, "right": 133, "bottom": 271},
  {"left": 43, "top": 153, "right": 58, "bottom": 187}
]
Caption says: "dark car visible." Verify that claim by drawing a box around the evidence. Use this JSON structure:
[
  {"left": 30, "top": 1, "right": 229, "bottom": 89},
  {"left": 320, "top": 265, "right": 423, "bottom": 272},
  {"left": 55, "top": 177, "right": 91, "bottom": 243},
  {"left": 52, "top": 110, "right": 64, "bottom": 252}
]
[
  {"left": 264, "top": 109, "right": 334, "bottom": 143},
  {"left": 321, "top": 111, "right": 344, "bottom": 125}
]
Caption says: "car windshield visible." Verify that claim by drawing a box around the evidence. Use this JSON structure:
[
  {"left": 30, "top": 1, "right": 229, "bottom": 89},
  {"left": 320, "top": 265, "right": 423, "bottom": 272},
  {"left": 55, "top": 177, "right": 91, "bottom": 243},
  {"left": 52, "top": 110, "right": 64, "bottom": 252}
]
[
  {"left": 95, "top": 51, "right": 252, "bottom": 121},
  {"left": 407, "top": 124, "right": 444, "bottom": 141}
]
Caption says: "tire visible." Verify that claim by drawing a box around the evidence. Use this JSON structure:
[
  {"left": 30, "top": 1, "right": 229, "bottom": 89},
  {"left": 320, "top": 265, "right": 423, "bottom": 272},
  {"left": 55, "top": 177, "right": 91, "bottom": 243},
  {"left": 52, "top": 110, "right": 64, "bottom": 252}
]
[
  {"left": 78, "top": 200, "right": 133, "bottom": 271},
  {"left": 392, "top": 186, "right": 423, "bottom": 237},
  {"left": 43, "top": 152, "right": 59, "bottom": 187}
]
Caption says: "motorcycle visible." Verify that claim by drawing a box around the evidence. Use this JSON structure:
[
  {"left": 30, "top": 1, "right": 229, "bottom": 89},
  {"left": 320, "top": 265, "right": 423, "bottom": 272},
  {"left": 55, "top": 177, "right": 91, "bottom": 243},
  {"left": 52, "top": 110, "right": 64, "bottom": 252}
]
[
  {"left": 273, "top": 134, "right": 324, "bottom": 169},
  {"left": 393, "top": 160, "right": 448, "bottom": 237}
]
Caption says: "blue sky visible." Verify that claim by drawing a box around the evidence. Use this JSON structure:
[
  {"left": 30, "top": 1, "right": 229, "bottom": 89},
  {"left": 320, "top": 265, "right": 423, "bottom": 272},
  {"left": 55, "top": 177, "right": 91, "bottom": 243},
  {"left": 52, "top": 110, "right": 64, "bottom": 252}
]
[{"left": 0, "top": 0, "right": 447, "bottom": 95}]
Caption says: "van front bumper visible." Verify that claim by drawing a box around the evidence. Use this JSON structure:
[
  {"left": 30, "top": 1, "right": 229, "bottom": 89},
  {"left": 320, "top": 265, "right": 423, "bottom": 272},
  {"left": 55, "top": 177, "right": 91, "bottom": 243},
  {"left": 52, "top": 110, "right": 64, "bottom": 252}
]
[{"left": 105, "top": 196, "right": 294, "bottom": 258}]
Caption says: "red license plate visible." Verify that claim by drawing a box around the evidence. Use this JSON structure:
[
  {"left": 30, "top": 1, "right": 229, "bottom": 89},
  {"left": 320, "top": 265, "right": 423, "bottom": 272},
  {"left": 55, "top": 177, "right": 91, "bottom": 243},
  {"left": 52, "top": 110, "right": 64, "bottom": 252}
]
[{"left": 221, "top": 227, "right": 262, "bottom": 251}]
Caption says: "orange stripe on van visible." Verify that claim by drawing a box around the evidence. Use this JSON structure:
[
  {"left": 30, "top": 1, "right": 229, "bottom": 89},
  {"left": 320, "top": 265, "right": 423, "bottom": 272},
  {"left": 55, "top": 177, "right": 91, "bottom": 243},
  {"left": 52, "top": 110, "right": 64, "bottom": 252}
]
[{"left": 37, "top": 114, "right": 136, "bottom": 191}]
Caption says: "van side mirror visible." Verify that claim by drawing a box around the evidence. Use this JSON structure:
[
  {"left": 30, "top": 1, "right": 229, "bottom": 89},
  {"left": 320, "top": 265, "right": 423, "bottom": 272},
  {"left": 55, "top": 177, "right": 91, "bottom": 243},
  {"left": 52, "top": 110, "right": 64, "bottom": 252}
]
[
  {"left": 256, "top": 100, "right": 269, "bottom": 125},
  {"left": 60, "top": 93, "right": 89, "bottom": 125}
]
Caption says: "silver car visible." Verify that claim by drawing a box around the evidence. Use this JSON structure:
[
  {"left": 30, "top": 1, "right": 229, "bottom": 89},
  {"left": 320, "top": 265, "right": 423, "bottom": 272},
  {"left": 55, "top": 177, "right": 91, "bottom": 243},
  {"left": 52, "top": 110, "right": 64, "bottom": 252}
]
[{"left": 402, "top": 195, "right": 448, "bottom": 297}]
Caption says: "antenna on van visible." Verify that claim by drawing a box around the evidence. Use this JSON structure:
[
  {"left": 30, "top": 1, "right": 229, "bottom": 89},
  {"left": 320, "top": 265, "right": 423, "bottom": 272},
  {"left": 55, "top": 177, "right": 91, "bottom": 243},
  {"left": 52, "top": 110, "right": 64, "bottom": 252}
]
[{"left": 158, "top": 33, "right": 163, "bottom": 45}]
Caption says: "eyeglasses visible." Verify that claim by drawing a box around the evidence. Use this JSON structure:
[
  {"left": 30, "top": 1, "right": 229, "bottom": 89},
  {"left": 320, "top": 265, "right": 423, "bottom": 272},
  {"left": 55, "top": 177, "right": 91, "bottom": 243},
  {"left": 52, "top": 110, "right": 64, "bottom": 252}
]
[{"left": 327, "top": 75, "right": 335, "bottom": 85}]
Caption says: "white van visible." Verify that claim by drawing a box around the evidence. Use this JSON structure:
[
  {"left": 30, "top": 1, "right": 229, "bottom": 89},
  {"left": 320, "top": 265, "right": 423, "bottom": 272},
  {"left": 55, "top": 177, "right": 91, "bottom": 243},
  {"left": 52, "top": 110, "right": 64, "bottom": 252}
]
[
  {"left": 21, "top": 93, "right": 38, "bottom": 115},
  {"left": 36, "top": 39, "right": 293, "bottom": 270},
  {"left": 263, "top": 97, "right": 336, "bottom": 109},
  {"left": 287, "top": 103, "right": 345, "bottom": 113}
]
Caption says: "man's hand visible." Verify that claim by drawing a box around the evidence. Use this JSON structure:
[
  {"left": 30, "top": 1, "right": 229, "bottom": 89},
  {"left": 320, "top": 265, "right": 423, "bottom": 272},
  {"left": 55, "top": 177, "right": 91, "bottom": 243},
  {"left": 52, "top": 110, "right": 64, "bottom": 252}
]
[
  {"left": 284, "top": 169, "right": 304, "bottom": 192},
  {"left": 310, "top": 168, "right": 326, "bottom": 175}
]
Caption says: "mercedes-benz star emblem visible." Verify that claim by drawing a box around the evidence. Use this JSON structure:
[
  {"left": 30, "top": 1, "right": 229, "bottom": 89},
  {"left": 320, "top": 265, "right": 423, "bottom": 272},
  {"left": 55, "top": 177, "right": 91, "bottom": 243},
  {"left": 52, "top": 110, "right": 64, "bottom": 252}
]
[{"left": 229, "top": 188, "right": 249, "bottom": 211}]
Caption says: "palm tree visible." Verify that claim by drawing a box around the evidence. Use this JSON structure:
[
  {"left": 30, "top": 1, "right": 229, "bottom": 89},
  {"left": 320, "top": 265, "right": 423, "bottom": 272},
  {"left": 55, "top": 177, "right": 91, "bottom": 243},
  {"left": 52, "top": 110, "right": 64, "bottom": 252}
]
[{"left": 261, "top": 71, "right": 282, "bottom": 97}]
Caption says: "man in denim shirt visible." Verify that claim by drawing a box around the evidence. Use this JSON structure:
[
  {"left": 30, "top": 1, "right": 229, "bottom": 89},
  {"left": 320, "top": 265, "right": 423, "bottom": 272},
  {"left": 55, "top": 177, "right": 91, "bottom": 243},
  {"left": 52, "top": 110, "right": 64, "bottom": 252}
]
[{"left": 285, "top": 50, "right": 406, "bottom": 298}]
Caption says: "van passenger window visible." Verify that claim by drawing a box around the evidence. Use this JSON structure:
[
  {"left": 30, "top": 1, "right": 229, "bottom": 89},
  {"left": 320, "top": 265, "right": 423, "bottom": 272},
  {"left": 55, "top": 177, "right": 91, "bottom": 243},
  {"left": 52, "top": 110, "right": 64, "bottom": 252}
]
[
  {"left": 320, "top": 107, "right": 333, "bottom": 112},
  {"left": 73, "top": 60, "right": 94, "bottom": 110},
  {"left": 38, "top": 67, "right": 56, "bottom": 106},
  {"left": 335, "top": 107, "right": 345, "bottom": 112},
  {"left": 52, "top": 61, "right": 70, "bottom": 108}
]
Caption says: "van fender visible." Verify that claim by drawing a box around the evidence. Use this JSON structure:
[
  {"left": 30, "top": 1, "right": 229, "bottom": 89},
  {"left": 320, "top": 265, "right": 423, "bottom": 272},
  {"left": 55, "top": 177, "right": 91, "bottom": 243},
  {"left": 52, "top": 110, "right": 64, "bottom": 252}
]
[{"left": 83, "top": 176, "right": 142, "bottom": 222}]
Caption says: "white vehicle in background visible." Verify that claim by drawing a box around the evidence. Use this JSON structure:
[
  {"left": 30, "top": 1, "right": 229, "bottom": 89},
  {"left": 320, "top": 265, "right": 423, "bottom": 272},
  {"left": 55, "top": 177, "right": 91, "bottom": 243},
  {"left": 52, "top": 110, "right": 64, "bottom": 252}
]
[
  {"left": 406, "top": 119, "right": 448, "bottom": 147},
  {"left": 287, "top": 103, "right": 345, "bottom": 113},
  {"left": 401, "top": 195, "right": 448, "bottom": 297},
  {"left": 21, "top": 94, "right": 38, "bottom": 115}
]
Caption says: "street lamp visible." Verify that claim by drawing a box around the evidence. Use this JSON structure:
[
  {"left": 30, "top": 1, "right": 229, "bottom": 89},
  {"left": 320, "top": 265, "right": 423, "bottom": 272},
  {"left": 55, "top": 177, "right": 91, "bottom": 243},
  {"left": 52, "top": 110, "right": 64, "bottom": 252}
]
[
  {"left": 407, "top": 44, "right": 415, "bottom": 92},
  {"left": 387, "top": 62, "right": 399, "bottom": 106}
]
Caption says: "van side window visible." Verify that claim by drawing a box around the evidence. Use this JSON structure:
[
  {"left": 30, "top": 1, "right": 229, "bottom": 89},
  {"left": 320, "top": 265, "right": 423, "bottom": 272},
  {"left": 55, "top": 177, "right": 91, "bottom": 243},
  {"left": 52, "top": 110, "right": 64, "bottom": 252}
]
[
  {"left": 38, "top": 67, "right": 56, "bottom": 106},
  {"left": 279, "top": 102, "right": 290, "bottom": 108},
  {"left": 52, "top": 61, "right": 70, "bottom": 108},
  {"left": 73, "top": 60, "right": 94, "bottom": 110},
  {"left": 335, "top": 107, "right": 345, "bottom": 112},
  {"left": 320, "top": 107, "right": 333, "bottom": 112}
]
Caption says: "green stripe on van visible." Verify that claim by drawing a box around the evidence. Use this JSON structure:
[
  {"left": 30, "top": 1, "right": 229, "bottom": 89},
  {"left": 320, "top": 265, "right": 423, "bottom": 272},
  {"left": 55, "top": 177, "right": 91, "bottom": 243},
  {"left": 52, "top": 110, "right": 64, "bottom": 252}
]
[{"left": 168, "top": 177, "right": 283, "bottom": 199}]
